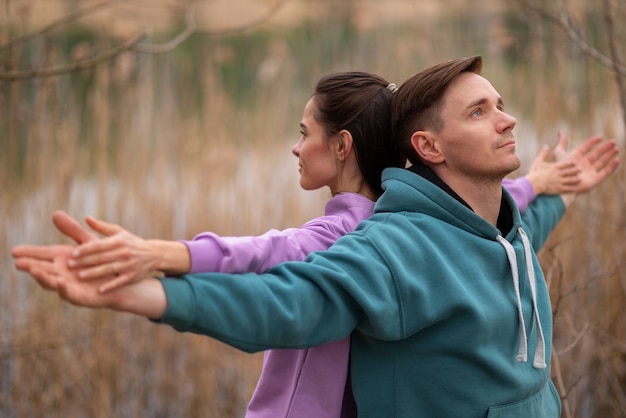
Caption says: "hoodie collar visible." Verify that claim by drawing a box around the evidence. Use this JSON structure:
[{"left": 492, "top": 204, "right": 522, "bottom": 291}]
[{"left": 407, "top": 164, "right": 513, "bottom": 234}]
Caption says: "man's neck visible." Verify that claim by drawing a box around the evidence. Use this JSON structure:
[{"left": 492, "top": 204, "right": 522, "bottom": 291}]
[{"left": 409, "top": 164, "right": 504, "bottom": 227}]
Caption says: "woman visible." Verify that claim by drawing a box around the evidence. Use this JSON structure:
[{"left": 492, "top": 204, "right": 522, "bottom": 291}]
[{"left": 13, "top": 71, "right": 581, "bottom": 418}]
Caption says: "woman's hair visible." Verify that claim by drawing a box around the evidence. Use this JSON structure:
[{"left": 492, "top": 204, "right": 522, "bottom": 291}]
[
  {"left": 313, "top": 71, "right": 406, "bottom": 198},
  {"left": 391, "top": 56, "right": 483, "bottom": 165}
]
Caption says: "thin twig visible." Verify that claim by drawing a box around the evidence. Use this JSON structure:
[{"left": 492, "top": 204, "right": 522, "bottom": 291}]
[
  {"left": 0, "top": 32, "right": 146, "bottom": 80},
  {"left": 0, "top": 0, "right": 291, "bottom": 78},
  {"left": 590, "top": 326, "right": 626, "bottom": 356},
  {"left": 603, "top": 0, "right": 626, "bottom": 135},
  {"left": 552, "top": 349, "right": 573, "bottom": 418},
  {"left": 0, "top": 0, "right": 128, "bottom": 52},
  {"left": 192, "top": 0, "right": 289, "bottom": 37},
  {"left": 132, "top": 0, "right": 290, "bottom": 54},
  {"left": 556, "top": 322, "right": 589, "bottom": 356},
  {"left": 132, "top": 0, "right": 197, "bottom": 54},
  {"left": 519, "top": 0, "right": 626, "bottom": 76},
  {"left": 131, "top": 0, "right": 291, "bottom": 54}
]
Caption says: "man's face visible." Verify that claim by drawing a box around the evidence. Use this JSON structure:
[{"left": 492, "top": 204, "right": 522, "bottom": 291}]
[{"left": 435, "top": 72, "right": 521, "bottom": 180}]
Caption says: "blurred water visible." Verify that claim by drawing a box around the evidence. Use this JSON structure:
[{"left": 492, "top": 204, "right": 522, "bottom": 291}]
[{"left": 1, "top": 1, "right": 625, "bottom": 415}]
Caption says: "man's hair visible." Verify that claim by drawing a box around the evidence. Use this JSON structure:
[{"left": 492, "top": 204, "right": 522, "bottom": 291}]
[
  {"left": 391, "top": 56, "right": 483, "bottom": 165},
  {"left": 314, "top": 72, "right": 406, "bottom": 197}
]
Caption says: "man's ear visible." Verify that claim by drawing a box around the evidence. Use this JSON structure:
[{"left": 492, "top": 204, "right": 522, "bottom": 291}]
[
  {"left": 336, "top": 129, "right": 354, "bottom": 162},
  {"left": 410, "top": 131, "right": 444, "bottom": 164}
]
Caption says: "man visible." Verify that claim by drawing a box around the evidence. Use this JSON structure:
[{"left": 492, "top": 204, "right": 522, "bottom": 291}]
[{"left": 15, "top": 56, "right": 619, "bottom": 417}]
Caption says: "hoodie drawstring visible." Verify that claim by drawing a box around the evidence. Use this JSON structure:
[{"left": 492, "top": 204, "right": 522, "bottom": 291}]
[{"left": 496, "top": 227, "right": 547, "bottom": 369}]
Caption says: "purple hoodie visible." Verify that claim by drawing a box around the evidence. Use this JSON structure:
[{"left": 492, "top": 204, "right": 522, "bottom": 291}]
[{"left": 181, "top": 178, "right": 536, "bottom": 418}]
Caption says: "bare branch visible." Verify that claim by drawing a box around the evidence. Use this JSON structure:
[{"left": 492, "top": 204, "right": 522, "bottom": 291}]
[
  {"left": 519, "top": 0, "right": 626, "bottom": 76},
  {"left": 0, "top": 0, "right": 291, "bottom": 79},
  {"left": 590, "top": 326, "right": 626, "bottom": 356},
  {"left": 131, "top": 0, "right": 291, "bottom": 55},
  {"left": 131, "top": 0, "right": 197, "bottom": 54},
  {"left": 555, "top": 322, "right": 589, "bottom": 356},
  {"left": 193, "top": 0, "right": 290, "bottom": 37},
  {"left": 0, "top": 0, "right": 128, "bottom": 52},
  {"left": 0, "top": 32, "right": 146, "bottom": 80},
  {"left": 551, "top": 348, "right": 573, "bottom": 418},
  {"left": 603, "top": 0, "right": 626, "bottom": 131}
]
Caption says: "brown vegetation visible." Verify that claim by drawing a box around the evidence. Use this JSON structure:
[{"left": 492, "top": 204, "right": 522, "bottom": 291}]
[{"left": 1, "top": 1, "right": 624, "bottom": 417}]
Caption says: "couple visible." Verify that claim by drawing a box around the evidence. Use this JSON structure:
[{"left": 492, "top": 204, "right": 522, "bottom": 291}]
[{"left": 14, "top": 56, "right": 619, "bottom": 417}]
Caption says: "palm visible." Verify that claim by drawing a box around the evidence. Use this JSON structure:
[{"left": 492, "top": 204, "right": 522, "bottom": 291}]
[
  {"left": 554, "top": 134, "right": 620, "bottom": 193},
  {"left": 51, "top": 257, "right": 117, "bottom": 308},
  {"left": 571, "top": 137, "right": 619, "bottom": 193}
]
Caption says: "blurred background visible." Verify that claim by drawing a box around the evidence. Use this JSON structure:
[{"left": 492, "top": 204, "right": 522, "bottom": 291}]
[{"left": 1, "top": 0, "right": 624, "bottom": 417}]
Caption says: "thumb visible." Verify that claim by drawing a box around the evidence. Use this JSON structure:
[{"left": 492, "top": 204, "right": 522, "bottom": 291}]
[
  {"left": 85, "top": 216, "right": 124, "bottom": 237},
  {"left": 53, "top": 210, "right": 98, "bottom": 244},
  {"left": 532, "top": 145, "right": 550, "bottom": 164},
  {"left": 553, "top": 131, "right": 569, "bottom": 161}
]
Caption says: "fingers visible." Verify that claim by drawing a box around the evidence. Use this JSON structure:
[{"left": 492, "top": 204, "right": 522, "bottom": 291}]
[
  {"left": 15, "top": 257, "right": 60, "bottom": 291},
  {"left": 554, "top": 160, "right": 579, "bottom": 172},
  {"left": 553, "top": 132, "right": 570, "bottom": 161},
  {"left": 52, "top": 210, "right": 98, "bottom": 244},
  {"left": 570, "top": 135, "right": 603, "bottom": 159},
  {"left": 11, "top": 244, "right": 73, "bottom": 261},
  {"left": 12, "top": 244, "right": 54, "bottom": 260},
  {"left": 98, "top": 274, "right": 133, "bottom": 294},
  {"left": 587, "top": 140, "right": 619, "bottom": 169},
  {"left": 595, "top": 154, "right": 620, "bottom": 181},
  {"left": 73, "top": 219, "right": 128, "bottom": 259},
  {"left": 72, "top": 234, "right": 124, "bottom": 261},
  {"left": 56, "top": 272, "right": 115, "bottom": 308},
  {"left": 85, "top": 216, "right": 124, "bottom": 237},
  {"left": 74, "top": 256, "right": 128, "bottom": 281}
]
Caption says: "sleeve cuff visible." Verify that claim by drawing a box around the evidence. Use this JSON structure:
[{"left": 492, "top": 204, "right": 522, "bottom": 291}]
[
  {"left": 156, "top": 277, "right": 196, "bottom": 331},
  {"left": 180, "top": 238, "right": 221, "bottom": 274}
]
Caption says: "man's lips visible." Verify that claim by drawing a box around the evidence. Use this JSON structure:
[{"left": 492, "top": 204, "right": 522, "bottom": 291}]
[{"left": 497, "top": 139, "right": 516, "bottom": 149}]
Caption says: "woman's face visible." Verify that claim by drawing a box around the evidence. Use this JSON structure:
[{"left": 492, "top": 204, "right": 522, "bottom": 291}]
[{"left": 292, "top": 97, "right": 339, "bottom": 192}]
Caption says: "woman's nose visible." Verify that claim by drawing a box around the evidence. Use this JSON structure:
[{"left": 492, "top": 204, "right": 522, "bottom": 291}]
[{"left": 292, "top": 138, "right": 303, "bottom": 157}]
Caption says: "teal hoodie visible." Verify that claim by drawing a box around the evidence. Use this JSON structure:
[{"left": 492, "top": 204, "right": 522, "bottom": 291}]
[{"left": 161, "top": 166, "right": 565, "bottom": 417}]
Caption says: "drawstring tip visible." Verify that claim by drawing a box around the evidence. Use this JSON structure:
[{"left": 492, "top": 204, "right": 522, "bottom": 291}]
[
  {"left": 515, "top": 354, "right": 527, "bottom": 363},
  {"left": 533, "top": 360, "right": 547, "bottom": 369}
]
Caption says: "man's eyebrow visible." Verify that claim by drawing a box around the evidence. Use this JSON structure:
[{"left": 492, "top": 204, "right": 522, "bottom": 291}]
[{"left": 465, "top": 96, "right": 504, "bottom": 110}]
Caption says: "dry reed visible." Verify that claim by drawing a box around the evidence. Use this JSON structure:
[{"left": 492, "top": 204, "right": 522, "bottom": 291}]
[{"left": 1, "top": 1, "right": 624, "bottom": 417}]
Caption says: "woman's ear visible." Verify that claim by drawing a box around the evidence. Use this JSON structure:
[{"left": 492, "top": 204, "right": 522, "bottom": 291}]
[
  {"left": 410, "top": 131, "right": 444, "bottom": 164},
  {"left": 336, "top": 129, "right": 354, "bottom": 162}
]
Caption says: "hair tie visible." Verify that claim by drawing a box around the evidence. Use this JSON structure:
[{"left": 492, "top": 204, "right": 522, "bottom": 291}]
[{"left": 386, "top": 83, "right": 398, "bottom": 93}]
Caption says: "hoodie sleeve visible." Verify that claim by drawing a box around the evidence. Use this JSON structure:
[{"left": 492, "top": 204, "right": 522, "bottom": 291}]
[
  {"left": 159, "top": 224, "right": 403, "bottom": 353},
  {"left": 180, "top": 194, "right": 373, "bottom": 274},
  {"left": 520, "top": 194, "right": 566, "bottom": 252},
  {"left": 181, "top": 223, "right": 343, "bottom": 274},
  {"left": 502, "top": 177, "right": 536, "bottom": 214}
]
